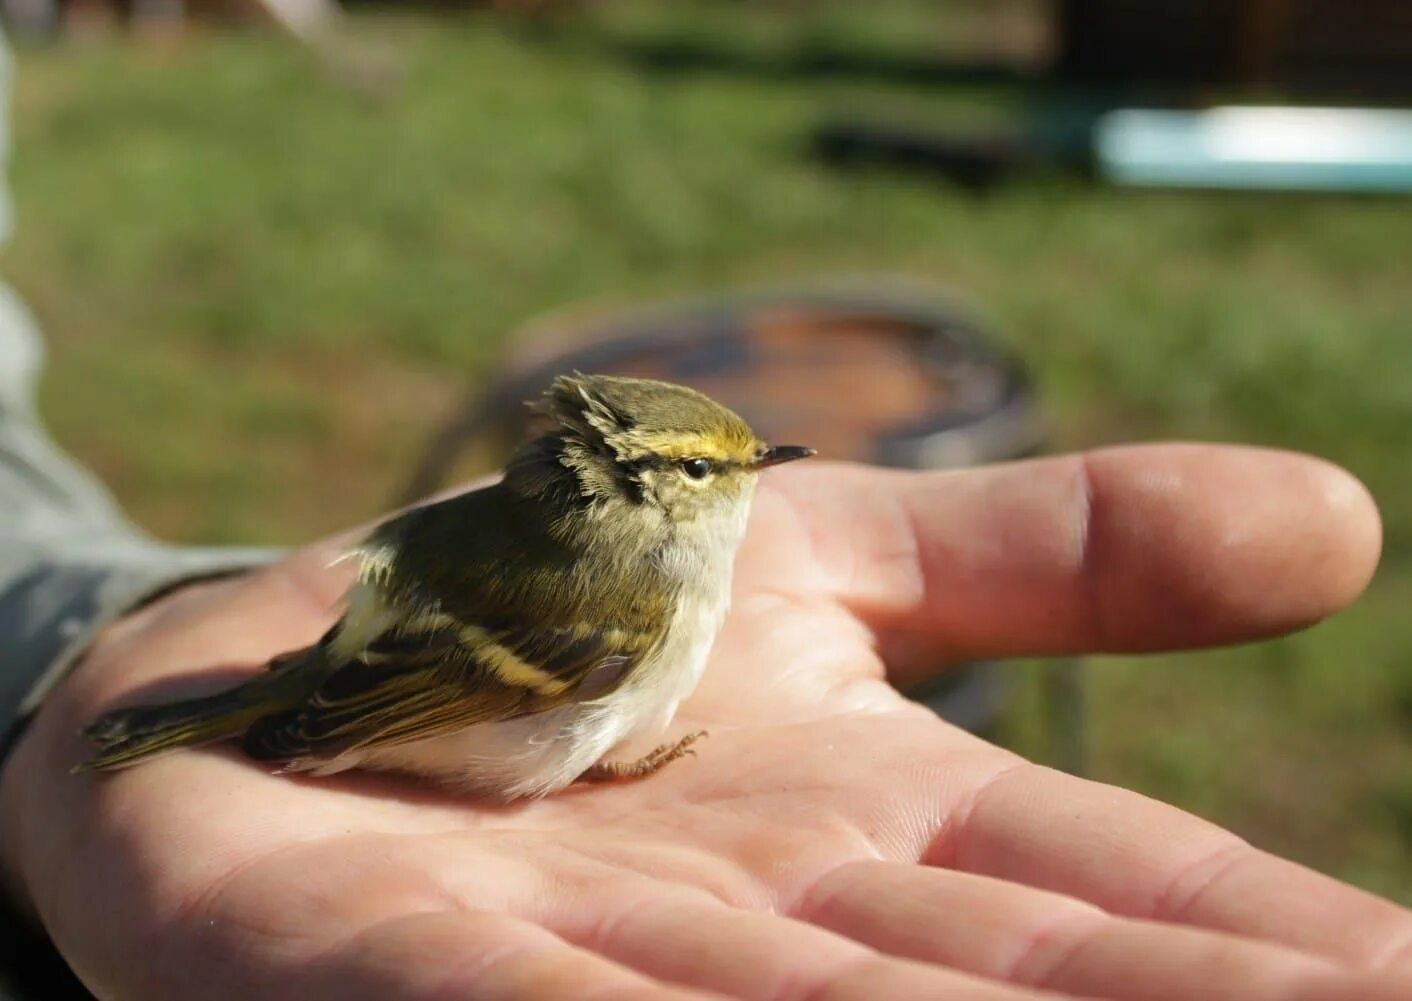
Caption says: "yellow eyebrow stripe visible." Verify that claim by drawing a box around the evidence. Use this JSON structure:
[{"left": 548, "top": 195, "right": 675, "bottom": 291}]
[{"left": 628, "top": 431, "right": 748, "bottom": 463}]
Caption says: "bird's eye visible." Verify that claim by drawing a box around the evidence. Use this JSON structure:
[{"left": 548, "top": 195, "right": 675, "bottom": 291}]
[{"left": 680, "top": 458, "right": 712, "bottom": 480}]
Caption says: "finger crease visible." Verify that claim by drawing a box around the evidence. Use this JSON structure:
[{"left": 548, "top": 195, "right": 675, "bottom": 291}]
[
  {"left": 920, "top": 760, "right": 1028, "bottom": 869},
  {"left": 1363, "top": 923, "right": 1412, "bottom": 971},
  {"left": 1073, "top": 452, "right": 1108, "bottom": 650},
  {"left": 887, "top": 488, "right": 928, "bottom": 611},
  {"left": 169, "top": 835, "right": 332, "bottom": 934},
  {"left": 790, "top": 860, "right": 861, "bottom": 927},
  {"left": 430, "top": 935, "right": 559, "bottom": 998},
  {"left": 1150, "top": 838, "right": 1251, "bottom": 924},
  {"left": 291, "top": 908, "right": 479, "bottom": 996},
  {"left": 579, "top": 893, "right": 676, "bottom": 958},
  {"left": 780, "top": 949, "right": 881, "bottom": 1001},
  {"left": 1007, "top": 908, "right": 1110, "bottom": 990}
]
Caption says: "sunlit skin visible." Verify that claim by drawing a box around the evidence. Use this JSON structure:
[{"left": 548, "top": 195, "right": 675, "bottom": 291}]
[{"left": 3, "top": 446, "right": 1410, "bottom": 1000}]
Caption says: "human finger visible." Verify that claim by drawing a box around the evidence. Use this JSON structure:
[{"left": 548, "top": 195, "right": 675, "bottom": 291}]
[
  {"left": 285, "top": 909, "right": 723, "bottom": 1001},
  {"left": 925, "top": 762, "right": 1412, "bottom": 969},
  {"left": 549, "top": 893, "right": 1063, "bottom": 1000},
  {"left": 801, "top": 860, "right": 1409, "bottom": 1000},
  {"left": 749, "top": 446, "right": 1380, "bottom": 687}
]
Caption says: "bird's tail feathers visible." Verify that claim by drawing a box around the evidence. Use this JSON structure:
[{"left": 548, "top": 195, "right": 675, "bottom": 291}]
[
  {"left": 74, "top": 682, "right": 272, "bottom": 772},
  {"left": 72, "top": 647, "right": 327, "bottom": 774}
]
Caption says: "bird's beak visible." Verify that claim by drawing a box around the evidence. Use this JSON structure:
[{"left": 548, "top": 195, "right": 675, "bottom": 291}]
[{"left": 751, "top": 445, "right": 816, "bottom": 470}]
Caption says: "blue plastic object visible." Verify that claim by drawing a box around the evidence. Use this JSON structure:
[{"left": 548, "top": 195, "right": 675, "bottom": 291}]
[{"left": 1096, "top": 106, "right": 1412, "bottom": 193}]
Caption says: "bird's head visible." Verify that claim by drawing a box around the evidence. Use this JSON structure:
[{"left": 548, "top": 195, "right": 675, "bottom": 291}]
[{"left": 514, "top": 373, "right": 813, "bottom": 529}]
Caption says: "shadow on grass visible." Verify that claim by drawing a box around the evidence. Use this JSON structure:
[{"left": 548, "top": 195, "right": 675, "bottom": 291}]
[{"left": 509, "top": 15, "right": 1044, "bottom": 89}]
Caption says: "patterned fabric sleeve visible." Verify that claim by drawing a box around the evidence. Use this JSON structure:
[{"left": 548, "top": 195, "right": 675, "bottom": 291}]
[{"left": 0, "top": 280, "right": 279, "bottom": 758}]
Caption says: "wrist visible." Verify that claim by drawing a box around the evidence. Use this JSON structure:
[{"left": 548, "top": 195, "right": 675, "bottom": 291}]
[{"left": 0, "top": 578, "right": 232, "bottom": 919}]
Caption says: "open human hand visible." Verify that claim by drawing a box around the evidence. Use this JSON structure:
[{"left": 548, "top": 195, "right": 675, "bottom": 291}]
[{"left": 3, "top": 445, "right": 1410, "bottom": 1000}]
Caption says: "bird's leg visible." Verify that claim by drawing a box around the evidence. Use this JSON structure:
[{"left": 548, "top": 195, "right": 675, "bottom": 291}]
[{"left": 579, "top": 731, "right": 708, "bottom": 783}]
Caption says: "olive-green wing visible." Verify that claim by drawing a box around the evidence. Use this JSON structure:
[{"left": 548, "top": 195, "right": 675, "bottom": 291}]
[{"left": 241, "top": 615, "right": 652, "bottom": 765}]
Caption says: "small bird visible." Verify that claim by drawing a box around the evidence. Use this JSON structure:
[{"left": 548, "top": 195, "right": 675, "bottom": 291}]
[{"left": 78, "top": 374, "right": 813, "bottom": 799}]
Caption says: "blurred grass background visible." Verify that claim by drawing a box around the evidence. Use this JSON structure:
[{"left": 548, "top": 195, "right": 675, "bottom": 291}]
[{"left": 5, "top": 2, "right": 1410, "bottom": 900}]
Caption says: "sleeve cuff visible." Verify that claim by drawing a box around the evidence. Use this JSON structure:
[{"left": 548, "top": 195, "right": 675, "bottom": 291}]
[{"left": 0, "top": 544, "right": 280, "bottom": 746}]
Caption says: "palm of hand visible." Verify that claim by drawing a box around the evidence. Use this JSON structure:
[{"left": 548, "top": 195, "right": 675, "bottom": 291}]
[{"left": 5, "top": 450, "right": 1412, "bottom": 1001}]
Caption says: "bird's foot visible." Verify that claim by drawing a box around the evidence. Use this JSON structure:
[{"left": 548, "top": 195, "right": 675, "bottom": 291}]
[{"left": 579, "top": 731, "right": 708, "bottom": 783}]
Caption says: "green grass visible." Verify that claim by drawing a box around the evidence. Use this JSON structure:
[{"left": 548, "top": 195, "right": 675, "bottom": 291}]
[{"left": 5, "top": 3, "right": 1411, "bottom": 900}]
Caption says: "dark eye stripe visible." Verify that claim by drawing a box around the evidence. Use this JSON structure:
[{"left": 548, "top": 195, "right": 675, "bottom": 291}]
[{"left": 631, "top": 455, "right": 672, "bottom": 472}]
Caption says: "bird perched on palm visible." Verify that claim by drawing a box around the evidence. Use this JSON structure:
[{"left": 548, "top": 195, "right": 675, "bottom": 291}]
[{"left": 78, "top": 374, "right": 813, "bottom": 799}]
